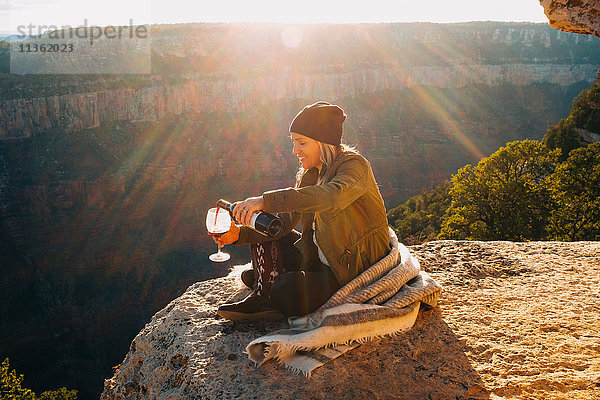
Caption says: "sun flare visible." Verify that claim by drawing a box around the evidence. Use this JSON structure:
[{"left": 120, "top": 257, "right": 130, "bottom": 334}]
[{"left": 3, "top": 0, "right": 548, "bottom": 34}]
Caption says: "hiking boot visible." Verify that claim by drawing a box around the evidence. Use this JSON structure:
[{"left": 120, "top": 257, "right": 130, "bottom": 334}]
[
  {"left": 217, "top": 293, "right": 284, "bottom": 321},
  {"left": 240, "top": 267, "right": 255, "bottom": 290}
]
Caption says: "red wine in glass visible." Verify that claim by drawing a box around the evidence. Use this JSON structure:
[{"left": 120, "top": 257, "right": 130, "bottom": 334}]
[{"left": 206, "top": 207, "right": 231, "bottom": 262}]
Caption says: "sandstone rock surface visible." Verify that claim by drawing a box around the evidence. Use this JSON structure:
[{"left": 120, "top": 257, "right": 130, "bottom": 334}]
[
  {"left": 540, "top": 0, "right": 600, "bottom": 38},
  {"left": 101, "top": 241, "right": 600, "bottom": 399}
]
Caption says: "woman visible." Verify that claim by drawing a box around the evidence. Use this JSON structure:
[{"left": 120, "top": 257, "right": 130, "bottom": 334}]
[{"left": 213, "top": 101, "right": 391, "bottom": 321}]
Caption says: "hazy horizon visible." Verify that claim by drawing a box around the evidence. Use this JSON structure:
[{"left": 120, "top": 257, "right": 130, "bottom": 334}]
[{"left": 1, "top": 0, "right": 549, "bottom": 34}]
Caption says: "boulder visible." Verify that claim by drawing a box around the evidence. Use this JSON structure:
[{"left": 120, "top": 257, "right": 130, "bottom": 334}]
[{"left": 540, "top": 0, "right": 600, "bottom": 38}]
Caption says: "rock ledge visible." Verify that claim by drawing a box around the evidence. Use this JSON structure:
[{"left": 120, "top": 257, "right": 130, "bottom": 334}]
[{"left": 102, "top": 241, "right": 600, "bottom": 400}]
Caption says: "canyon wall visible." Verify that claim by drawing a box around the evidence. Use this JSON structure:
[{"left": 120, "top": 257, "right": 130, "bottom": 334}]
[
  {"left": 1, "top": 63, "right": 598, "bottom": 139},
  {"left": 2, "top": 22, "right": 600, "bottom": 140}
]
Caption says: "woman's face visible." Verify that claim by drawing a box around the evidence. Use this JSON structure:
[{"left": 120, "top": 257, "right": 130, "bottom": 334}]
[{"left": 291, "top": 132, "right": 322, "bottom": 170}]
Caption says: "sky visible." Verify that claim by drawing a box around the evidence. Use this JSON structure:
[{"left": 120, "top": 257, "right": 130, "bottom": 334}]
[{"left": 1, "top": 0, "right": 549, "bottom": 34}]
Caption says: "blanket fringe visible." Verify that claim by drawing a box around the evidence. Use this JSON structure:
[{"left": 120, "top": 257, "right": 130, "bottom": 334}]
[{"left": 245, "top": 229, "right": 443, "bottom": 375}]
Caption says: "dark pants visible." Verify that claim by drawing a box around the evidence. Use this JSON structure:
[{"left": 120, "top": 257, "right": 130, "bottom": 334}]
[{"left": 250, "top": 231, "right": 340, "bottom": 317}]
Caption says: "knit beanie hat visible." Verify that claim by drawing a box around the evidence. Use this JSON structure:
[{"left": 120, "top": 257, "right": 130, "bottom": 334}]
[{"left": 289, "top": 101, "right": 347, "bottom": 146}]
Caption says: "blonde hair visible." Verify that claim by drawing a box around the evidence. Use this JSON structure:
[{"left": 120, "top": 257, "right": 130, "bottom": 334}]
[{"left": 295, "top": 142, "right": 358, "bottom": 187}]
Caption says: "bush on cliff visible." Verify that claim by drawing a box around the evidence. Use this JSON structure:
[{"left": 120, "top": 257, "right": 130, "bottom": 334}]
[
  {"left": 543, "top": 84, "right": 600, "bottom": 161},
  {"left": 542, "top": 118, "right": 583, "bottom": 162},
  {"left": 387, "top": 181, "right": 451, "bottom": 245},
  {"left": 546, "top": 142, "right": 600, "bottom": 240},
  {"left": 439, "top": 140, "right": 559, "bottom": 241},
  {"left": 569, "top": 84, "right": 600, "bottom": 134},
  {"left": 1, "top": 358, "right": 77, "bottom": 400},
  {"left": 389, "top": 140, "right": 600, "bottom": 243},
  {"left": 391, "top": 77, "right": 600, "bottom": 243}
]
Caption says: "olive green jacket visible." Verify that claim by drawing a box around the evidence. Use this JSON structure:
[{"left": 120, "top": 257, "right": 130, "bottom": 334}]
[{"left": 235, "top": 151, "right": 391, "bottom": 286}]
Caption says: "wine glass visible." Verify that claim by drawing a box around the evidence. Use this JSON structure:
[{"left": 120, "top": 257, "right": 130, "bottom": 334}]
[{"left": 206, "top": 207, "right": 231, "bottom": 262}]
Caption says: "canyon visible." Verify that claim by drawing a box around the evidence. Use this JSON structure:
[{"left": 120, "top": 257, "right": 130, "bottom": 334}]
[
  {"left": 2, "top": 22, "right": 600, "bottom": 139},
  {"left": 1, "top": 63, "right": 598, "bottom": 139},
  {"left": 1, "top": 21, "right": 599, "bottom": 399}
]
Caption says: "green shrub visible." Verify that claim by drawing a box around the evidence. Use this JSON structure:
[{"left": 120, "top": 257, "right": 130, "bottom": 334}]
[{"left": 1, "top": 358, "right": 77, "bottom": 400}]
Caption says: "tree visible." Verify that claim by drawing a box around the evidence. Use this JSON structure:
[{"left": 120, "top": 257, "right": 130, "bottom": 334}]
[
  {"left": 439, "top": 140, "right": 559, "bottom": 240},
  {"left": 542, "top": 118, "right": 582, "bottom": 162},
  {"left": 546, "top": 143, "right": 600, "bottom": 240},
  {"left": 542, "top": 83, "right": 600, "bottom": 161},
  {"left": 569, "top": 84, "right": 600, "bottom": 134},
  {"left": 1, "top": 358, "right": 36, "bottom": 400},
  {"left": 0, "top": 358, "right": 77, "bottom": 400},
  {"left": 387, "top": 181, "right": 451, "bottom": 244}
]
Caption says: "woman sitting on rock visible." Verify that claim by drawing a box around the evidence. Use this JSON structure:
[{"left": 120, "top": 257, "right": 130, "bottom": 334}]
[{"left": 212, "top": 101, "right": 391, "bottom": 321}]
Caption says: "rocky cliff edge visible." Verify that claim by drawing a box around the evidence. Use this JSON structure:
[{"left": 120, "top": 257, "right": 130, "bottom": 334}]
[
  {"left": 540, "top": 0, "right": 600, "bottom": 37},
  {"left": 101, "top": 241, "right": 600, "bottom": 399}
]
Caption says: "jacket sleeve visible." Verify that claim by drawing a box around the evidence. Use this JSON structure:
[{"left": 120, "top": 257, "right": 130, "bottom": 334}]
[
  {"left": 262, "top": 156, "right": 368, "bottom": 214},
  {"left": 234, "top": 210, "right": 301, "bottom": 245}
]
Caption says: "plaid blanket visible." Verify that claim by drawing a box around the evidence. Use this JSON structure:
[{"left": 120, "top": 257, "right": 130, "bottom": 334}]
[{"left": 246, "top": 228, "right": 442, "bottom": 376}]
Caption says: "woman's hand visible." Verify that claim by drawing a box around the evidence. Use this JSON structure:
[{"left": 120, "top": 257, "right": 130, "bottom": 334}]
[
  {"left": 211, "top": 221, "right": 240, "bottom": 246},
  {"left": 232, "top": 196, "right": 264, "bottom": 227}
]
